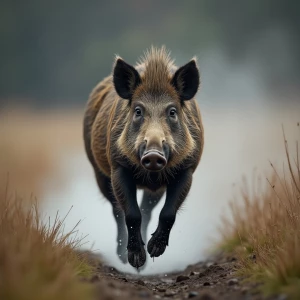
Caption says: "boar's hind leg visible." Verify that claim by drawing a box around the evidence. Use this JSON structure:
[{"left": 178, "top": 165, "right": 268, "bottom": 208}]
[
  {"left": 147, "top": 168, "right": 193, "bottom": 258},
  {"left": 95, "top": 172, "right": 127, "bottom": 263},
  {"left": 140, "top": 189, "right": 165, "bottom": 242},
  {"left": 111, "top": 166, "right": 146, "bottom": 269}
]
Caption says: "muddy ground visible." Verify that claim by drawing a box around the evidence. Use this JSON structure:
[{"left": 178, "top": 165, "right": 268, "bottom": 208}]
[{"left": 81, "top": 252, "right": 285, "bottom": 300}]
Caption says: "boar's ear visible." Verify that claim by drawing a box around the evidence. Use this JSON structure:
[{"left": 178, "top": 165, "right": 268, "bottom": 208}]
[
  {"left": 171, "top": 59, "right": 200, "bottom": 101},
  {"left": 113, "top": 58, "right": 141, "bottom": 100}
]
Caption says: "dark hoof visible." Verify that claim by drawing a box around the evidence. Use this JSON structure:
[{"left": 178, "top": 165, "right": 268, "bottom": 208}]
[
  {"left": 147, "top": 230, "right": 168, "bottom": 258},
  {"left": 128, "top": 247, "right": 146, "bottom": 268}
]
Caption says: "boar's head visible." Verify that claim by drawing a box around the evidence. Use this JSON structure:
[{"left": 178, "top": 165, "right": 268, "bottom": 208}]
[{"left": 113, "top": 48, "right": 200, "bottom": 174}]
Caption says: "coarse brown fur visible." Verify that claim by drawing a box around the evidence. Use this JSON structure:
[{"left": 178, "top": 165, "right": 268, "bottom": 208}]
[{"left": 83, "top": 47, "right": 204, "bottom": 268}]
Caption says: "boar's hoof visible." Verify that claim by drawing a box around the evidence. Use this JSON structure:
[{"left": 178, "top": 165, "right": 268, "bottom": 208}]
[
  {"left": 147, "top": 231, "right": 168, "bottom": 257},
  {"left": 128, "top": 247, "right": 146, "bottom": 268}
]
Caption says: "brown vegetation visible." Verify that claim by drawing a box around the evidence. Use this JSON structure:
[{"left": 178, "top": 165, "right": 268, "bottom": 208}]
[
  {"left": 220, "top": 125, "right": 300, "bottom": 299},
  {"left": 0, "top": 179, "right": 94, "bottom": 300}
]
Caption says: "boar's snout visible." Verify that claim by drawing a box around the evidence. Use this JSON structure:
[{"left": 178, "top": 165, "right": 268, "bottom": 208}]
[{"left": 141, "top": 150, "right": 167, "bottom": 171}]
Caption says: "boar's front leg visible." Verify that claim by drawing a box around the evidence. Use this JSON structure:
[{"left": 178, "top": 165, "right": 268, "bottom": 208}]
[
  {"left": 111, "top": 165, "right": 146, "bottom": 268},
  {"left": 147, "top": 168, "right": 193, "bottom": 258},
  {"left": 140, "top": 189, "right": 165, "bottom": 242},
  {"left": 95, "top": 172, "right": 127, "bottom": 263}
]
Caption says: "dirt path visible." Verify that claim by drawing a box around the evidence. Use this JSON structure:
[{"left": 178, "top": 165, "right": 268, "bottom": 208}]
[{"left": 81, "top": 252, "right": 283, "bottom": 300}]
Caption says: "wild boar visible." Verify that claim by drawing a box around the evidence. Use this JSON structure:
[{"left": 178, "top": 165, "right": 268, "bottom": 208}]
[{"left": 83, "top": 47, "right": 204, "bottom": 269}]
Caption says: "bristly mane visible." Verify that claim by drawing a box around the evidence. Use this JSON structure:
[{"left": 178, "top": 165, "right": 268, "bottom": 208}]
[{"left": 136, "top": 46, "right": 177, "bottom": 94}]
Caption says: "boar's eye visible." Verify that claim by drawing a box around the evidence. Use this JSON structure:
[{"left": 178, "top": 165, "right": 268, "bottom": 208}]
[
  {"left": 135, "top": 107, "right": 142, "bottom": 117},
  {"left": 133, "top": 106, "right": 143, "bottom": 123},
  {"left": 168, "top": 107, "right": 177, "bottom": 121},
  {"left": 169, "top": 108, "right": 176, "bottom": 117}
]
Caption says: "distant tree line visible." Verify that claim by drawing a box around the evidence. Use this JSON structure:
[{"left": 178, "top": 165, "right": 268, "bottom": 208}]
[{"left": 0, "top": 0, "right": 299, "bottom": 107}]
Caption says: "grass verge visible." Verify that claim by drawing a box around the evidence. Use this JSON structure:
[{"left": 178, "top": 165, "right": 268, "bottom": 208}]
[
  {"left": 219, "top": 125, "right": 300, "bottom": 299},
  {"left": 0, "top": 179, "right": 95, "bottom": 300}
]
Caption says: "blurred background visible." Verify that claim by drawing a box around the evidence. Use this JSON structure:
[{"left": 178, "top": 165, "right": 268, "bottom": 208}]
[{"left": 0, "top": 0, "right": 299, "bottom": 274}]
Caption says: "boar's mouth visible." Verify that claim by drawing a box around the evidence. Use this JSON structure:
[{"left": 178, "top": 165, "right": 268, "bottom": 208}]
[{"left": 140, "top": 150, "right": 167, "bottom": 172}]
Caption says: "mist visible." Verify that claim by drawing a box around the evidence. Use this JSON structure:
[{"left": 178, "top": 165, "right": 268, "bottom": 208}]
[{"left": 1, "top": 0, "right": 299, "bottom": 275}]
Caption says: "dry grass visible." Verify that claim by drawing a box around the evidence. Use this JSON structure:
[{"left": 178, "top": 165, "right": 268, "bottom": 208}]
[
  {"left": 0, "top": 179, "right": 95, "bottom": 300},
  {"left": 220, "top": 124, "right": 300, "bottom": 299}
]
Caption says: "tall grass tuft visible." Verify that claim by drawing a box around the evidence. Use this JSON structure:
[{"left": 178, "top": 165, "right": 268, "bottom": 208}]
[
  {"left": 0, "top": 179, "right": 95, "bottom": 300},
  {"left": 220, "top": 125, "right": 300, "bottom": 299}
]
